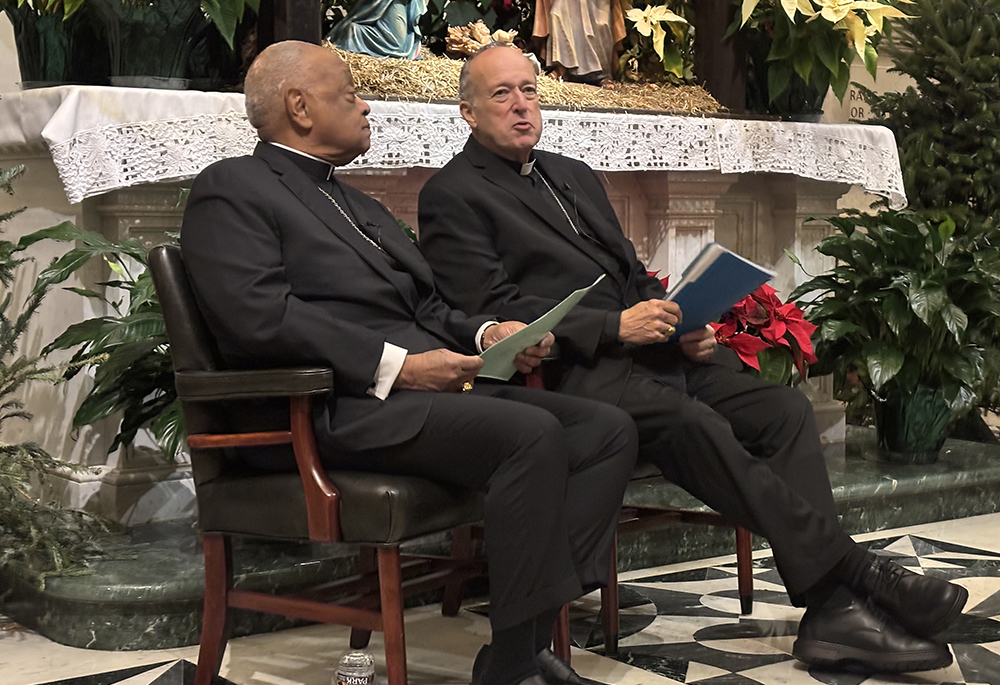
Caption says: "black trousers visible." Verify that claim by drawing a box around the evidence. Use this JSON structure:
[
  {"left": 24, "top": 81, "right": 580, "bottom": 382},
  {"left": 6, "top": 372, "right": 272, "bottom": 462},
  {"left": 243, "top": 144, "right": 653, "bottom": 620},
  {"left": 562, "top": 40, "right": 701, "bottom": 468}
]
[
  {"left": 323, "top": 384, "right": 638, "bottom": 631},
  {"left": 615, "top": 358, "right": 855, "bottom": 601}
]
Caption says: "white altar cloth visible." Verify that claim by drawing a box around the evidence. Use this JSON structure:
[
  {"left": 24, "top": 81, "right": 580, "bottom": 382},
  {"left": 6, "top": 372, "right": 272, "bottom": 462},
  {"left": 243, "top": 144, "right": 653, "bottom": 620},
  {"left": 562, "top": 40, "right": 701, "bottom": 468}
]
[{"left": 0, "top": 86, "right": 907, "bottom": 208}]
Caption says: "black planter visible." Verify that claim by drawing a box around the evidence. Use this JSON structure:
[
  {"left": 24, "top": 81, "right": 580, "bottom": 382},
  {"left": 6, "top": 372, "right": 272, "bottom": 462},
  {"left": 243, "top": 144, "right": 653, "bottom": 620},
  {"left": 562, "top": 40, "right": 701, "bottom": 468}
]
[
  {"left": 89, "top": 0, "right": 247, "bottom": 90},
  {"left": 874, "top": 385, "right": 951, "bottom": 464},
  {"left": 4, "top": 3, "right": 109, "bottom": 86}
]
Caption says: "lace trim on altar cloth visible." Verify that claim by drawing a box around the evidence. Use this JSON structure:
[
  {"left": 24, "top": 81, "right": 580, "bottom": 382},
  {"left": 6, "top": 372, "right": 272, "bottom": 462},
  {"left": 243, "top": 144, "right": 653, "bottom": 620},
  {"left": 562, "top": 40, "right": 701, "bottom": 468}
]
[{"left": 46, "top": 101, "right": 906, "bottom": 208}]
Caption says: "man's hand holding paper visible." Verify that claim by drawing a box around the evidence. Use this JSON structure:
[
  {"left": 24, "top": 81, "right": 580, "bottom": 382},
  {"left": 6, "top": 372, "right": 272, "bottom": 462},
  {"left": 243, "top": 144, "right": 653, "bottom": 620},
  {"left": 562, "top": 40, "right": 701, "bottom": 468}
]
[
  {"left": 483, "top": 322, "right": 554, "bottom": 374},
  {"left": 478, "top": 275, "right": 606, "bottom": 380}
]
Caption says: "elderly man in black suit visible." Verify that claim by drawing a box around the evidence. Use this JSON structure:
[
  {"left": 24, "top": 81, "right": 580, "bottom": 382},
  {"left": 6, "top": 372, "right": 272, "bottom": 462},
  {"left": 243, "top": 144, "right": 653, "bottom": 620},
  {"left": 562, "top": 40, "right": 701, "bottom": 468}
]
[
  {"left": 418, "top": 42, "right": 965, "bottom": 674},
  {"left": 180, "top": 40, "right": 638, "bottom": 685}
]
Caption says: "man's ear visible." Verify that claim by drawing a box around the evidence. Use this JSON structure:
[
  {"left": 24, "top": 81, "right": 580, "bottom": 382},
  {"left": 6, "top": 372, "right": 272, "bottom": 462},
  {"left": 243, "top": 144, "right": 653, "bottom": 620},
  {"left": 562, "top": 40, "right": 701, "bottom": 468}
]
[
  {"left": 285, "top": 88, "right": 312, "bottom": 132},
  {"left": 459, "top": 100, "right": 477, "bottom": 130}
]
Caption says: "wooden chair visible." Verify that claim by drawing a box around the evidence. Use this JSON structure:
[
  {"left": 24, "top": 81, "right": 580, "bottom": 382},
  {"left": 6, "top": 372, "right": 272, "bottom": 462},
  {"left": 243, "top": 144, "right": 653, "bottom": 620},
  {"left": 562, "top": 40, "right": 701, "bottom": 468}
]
[{"left": 150, "top": 245, "right": 489, "bottom": 685}]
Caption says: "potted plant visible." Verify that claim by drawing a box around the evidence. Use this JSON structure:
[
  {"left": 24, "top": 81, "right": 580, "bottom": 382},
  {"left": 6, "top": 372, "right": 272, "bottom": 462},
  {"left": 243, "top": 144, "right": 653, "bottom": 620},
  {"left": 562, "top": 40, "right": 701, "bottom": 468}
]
[
  {"left": 710, "top": 283, "right": 818, "bottom": 385},
  {"left": 731, "top": 0, "right": 912, "bottom": 119},
  {"left": 788, "top": 210, "right": 1000, "bottom": 463},
  {"left": 1, "top": 0, "right": 257, "bottom": 88},
  {"left": 620, "top": 0, "right": 693, "bottom": 83},
  {"left": 18, "top": 222, "right": 184, "bottom": 461},
  {"left": 0, "top": 165, "right": 106, "bottom": 582},
  {"left": 89, "top": 0, "right": 258, "bottom": 87},
  {"left": 0, "top": 0, "right": 108, "bottom": 86}
]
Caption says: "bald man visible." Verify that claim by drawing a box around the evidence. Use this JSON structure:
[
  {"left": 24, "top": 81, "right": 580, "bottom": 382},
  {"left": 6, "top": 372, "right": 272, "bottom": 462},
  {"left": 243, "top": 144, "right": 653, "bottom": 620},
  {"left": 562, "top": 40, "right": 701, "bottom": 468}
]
[
  {"left": 418, "top": 43, "right": 964, "bottom": 674},
  {"left": 180, "top": 41, "right": 637, "bottom": 685}
]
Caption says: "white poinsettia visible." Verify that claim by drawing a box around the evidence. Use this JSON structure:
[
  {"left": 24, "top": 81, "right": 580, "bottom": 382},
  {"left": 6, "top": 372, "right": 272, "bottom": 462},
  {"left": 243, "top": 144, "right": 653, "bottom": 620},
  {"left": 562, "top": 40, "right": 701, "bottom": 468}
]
[
  {"left": 626, "top": 4, "right": 688, "bottom": 62},
  {"left": 742, "top": 0, "right": 815, "bottom": 26},
  {"left": 741, "top": 0, "right": 912, "bottom": 58}
]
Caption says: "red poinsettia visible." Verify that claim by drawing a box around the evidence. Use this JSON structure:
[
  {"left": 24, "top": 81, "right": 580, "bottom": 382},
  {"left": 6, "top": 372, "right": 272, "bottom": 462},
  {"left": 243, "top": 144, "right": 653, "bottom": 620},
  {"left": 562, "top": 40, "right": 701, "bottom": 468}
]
[
  {"left": 646, "top": 270, "right": 670, "bottom": 291},
  {"left": 710, "top": 284, "right": 818, "bottom": 383}
]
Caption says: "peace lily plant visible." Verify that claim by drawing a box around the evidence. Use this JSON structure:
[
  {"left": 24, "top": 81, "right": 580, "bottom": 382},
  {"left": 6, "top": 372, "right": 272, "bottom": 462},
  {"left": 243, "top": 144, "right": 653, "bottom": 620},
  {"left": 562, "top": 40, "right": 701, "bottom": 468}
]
[
  {"left": 3, "top": 0, "right": 258, "bottom": 48},
  {"left": 734, "top": 0, "right": 912, "bottom": 113}
]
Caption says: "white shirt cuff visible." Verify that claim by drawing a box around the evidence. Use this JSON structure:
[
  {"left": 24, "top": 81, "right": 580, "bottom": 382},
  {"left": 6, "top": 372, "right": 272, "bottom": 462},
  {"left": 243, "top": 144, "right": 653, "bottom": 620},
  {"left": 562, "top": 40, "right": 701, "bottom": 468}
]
[
  {"left": 368, "top": 342, "right": 407, "bottom": 400},
  {"left": 476, "top": 321, "right": 500, "bottom": 354}
]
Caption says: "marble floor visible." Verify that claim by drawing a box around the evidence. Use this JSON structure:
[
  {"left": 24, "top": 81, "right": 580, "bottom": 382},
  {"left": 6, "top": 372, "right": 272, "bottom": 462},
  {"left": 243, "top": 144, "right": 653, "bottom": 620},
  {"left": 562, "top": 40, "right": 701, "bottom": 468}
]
[{"left": 3, "top": 513, "right": 1000, "bottom": 685}]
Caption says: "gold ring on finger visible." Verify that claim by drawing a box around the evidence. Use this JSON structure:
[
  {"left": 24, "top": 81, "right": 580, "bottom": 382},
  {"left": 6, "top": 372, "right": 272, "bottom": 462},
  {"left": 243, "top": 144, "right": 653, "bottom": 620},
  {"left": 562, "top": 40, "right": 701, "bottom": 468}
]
[{"left": 462, "top": 381, "right": 474, "bottom": 393}]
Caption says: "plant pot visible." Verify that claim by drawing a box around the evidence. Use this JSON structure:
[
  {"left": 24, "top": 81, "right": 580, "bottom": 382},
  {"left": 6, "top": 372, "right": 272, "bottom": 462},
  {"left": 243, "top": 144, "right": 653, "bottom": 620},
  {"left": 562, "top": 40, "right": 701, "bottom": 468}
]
[
  {"left": 4, "top": 3, "right": 109, "bottom": 86},
  {"left": 86, "top": 0, "right": 248, "bottom": 90},
  {"left": 90, "top": 0, "right": 208, "bottom": 84},
  {"left": 873, "top": 385, "right": 951, "bottom": 464}
]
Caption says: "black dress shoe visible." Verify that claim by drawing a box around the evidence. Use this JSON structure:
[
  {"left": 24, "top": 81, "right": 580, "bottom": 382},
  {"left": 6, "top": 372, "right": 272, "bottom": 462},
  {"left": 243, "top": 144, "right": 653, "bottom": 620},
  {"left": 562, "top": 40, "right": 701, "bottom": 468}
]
[
  {"left": 470, "top": 645, "right": 550, "bottom": 685},
  {"left": 793, "top": 594, "right": 953, "bottom": 673},
  {"left": 470, "top": 644, "right": 491, "bottom": 685},
  {"left": 860, "top": 556, "right": 968, "bottom": 638},
  {"left": 536, "top": 648, "right": 605, "bottom": 685}
]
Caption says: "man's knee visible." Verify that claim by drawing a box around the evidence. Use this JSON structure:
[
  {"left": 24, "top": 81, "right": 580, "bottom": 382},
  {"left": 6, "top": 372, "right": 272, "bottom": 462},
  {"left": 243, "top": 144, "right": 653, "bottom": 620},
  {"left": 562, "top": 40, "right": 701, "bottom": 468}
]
[{"left": 595, "top": 403, "right": 638, "bottom": 449}]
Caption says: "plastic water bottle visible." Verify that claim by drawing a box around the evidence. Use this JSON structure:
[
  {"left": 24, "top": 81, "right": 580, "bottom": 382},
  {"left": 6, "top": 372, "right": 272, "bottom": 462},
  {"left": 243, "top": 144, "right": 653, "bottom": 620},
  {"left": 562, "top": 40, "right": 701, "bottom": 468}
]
[{"left": 335, "top": 650, "right": 376, "bottom": 685}]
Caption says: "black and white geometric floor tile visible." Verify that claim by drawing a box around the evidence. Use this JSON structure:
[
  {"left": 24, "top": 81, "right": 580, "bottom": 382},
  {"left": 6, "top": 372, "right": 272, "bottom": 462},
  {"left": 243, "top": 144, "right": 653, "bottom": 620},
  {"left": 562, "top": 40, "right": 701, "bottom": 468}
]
[
  {"left": 569, "top": 535, "right": 1000, "bottom": 685},
  {"left": 36, "top": 660, "right": 235, "bottom": 685}
]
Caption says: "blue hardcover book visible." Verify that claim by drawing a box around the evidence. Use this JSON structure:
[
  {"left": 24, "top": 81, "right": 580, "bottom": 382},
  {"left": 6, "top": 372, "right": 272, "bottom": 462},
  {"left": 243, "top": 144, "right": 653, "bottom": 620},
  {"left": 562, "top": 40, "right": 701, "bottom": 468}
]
[{"left": 665, "top": 243, "right": 776, "bottom": 337}]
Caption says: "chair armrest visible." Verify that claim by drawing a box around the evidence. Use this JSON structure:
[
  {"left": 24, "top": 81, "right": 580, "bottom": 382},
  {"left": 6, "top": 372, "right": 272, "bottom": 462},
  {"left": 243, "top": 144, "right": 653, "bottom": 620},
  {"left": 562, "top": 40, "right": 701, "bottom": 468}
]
[{"left": 175, "top": 368, "right": 333, "bottom": 402}]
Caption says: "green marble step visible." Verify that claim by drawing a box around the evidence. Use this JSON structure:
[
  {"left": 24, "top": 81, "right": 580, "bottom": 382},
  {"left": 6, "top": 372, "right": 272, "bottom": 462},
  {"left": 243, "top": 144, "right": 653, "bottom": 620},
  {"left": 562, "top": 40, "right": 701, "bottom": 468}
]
[
  {"left": 617, "top": 426, "right": 1000, "bottom": 571},
  {"left": 3, "top": 426, "right": 999, "bottom": 651}
]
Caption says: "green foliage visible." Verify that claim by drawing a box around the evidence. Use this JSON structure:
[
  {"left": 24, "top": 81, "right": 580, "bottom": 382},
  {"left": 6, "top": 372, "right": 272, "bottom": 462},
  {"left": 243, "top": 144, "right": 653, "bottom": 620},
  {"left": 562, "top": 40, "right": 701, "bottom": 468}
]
[
  {"left": 859, "top": 0, "right": 1000, "bottom": 416},
  {"left": 1, "top": 0, "right": 257, "bottom": 50},
  {"left": 733, "top": 0, "right": 908, "bottom": 115},
  {"left": 0, "top": 166, "right": 106, "bottom": 581},
  {"left": 790, "top": 210, "right": 1000, "bottom": 423},
  {"left": 201, "top": 0, "right": 259, "bottom": 50},
  {"left": 860, "top": 0, "right": 1000, "bottom": 234},
  {"left": 20, "top": 223, "right": 183, "bottom": 461}
]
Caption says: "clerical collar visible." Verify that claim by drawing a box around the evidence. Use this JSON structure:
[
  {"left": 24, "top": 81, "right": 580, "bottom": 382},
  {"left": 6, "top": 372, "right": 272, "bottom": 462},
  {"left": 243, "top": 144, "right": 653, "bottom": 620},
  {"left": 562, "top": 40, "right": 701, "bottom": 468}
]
[
  {"left": 268, "top": 142, "right": 336, "bottom": 181},
  {"left": 498, "top": 154, "right": 536, "bottom": 176}
]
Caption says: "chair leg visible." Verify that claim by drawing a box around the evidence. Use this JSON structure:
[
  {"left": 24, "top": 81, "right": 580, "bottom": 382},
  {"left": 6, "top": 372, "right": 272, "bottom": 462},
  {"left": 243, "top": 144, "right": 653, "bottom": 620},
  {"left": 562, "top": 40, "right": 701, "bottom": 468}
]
[
  {"left": 600, "top": 540, "right": 619, "bottom": 656},
  {"left": 196, "top": 533, "right": 232, "bottom": 685},
  {"left": 553, "top": 605, "right": 571, "bottom": 663},
  {"left": 378, "top": 546, "right": 408, "bottom": 685},
  {"left": 735, "top": 525, "right": 754, "bottom": 615},
  {"left": 351, "top": 546, "right": 378, "bottom": 649},
  {"left": 442, "top": 525, "right": 473, "bottom": 617}
]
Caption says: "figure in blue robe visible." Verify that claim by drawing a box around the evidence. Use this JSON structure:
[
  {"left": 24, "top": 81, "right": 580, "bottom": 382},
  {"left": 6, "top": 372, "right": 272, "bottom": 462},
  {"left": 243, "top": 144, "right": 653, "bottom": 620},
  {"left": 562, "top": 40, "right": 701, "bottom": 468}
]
[{"left": 326, "top": 0, "right": 429, "bottom": 60}]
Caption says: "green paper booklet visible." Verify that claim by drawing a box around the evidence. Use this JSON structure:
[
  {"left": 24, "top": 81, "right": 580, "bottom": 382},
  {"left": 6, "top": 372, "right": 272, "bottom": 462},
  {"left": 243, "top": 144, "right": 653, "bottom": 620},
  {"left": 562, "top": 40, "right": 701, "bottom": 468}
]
[{"left": 478, "top": 274, "right": 606, "bottom": 380}]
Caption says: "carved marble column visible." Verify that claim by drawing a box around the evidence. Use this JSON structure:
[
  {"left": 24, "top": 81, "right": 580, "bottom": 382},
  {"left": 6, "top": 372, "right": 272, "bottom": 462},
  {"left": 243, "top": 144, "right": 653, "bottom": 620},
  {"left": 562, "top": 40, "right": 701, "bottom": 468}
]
[
  {"left": 638, "top": 172, "right": 739, "bottom": 277},
  {"left": 717, "top": 174, "right": 853, "bottom": 448}
]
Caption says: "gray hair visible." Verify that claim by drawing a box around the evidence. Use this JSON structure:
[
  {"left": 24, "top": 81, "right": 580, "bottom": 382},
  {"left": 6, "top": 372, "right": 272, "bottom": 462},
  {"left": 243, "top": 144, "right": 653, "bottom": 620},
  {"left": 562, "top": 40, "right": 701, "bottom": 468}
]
[
  {"left": 458, "top": 41, "right": 524, "bottom": 104},
  {"left": 244, "top": 40, "right": 320, "bottom": 136}
]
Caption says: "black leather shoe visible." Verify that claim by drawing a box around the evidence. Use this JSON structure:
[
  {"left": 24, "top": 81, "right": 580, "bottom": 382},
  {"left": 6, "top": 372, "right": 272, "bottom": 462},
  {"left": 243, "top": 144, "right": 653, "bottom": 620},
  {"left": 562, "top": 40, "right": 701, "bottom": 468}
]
[
  {"left": 860, "top": 556, "right": 968, "bottom": 638},
  {"left": 793, "top": 595, "right": 953, "bottom": 673},
  {"left": 536, "top": 648, "right": 605, "bottom": 685},
  {"left": 470, "top": 645, "right": 550, "bottom": 685},
  {"left": 470, "top": 644, "right": 491, "bottom": 685}
]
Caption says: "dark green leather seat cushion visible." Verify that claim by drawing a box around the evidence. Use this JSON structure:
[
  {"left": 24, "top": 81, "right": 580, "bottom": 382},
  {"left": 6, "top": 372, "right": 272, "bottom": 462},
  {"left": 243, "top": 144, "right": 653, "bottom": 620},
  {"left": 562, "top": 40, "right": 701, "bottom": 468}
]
[{"left": 197, "top": 470, "right": 484, "bottom": 543}]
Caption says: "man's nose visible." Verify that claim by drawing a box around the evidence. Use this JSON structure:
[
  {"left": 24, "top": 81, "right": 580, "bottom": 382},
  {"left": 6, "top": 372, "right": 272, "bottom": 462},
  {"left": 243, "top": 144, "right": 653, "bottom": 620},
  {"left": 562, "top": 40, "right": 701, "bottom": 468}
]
[
  {"left": 510, "top": 90, "right": 529, "bottom": 110},
  {"left": 359, "top": 95, "right": 371, "bottom": 116}
]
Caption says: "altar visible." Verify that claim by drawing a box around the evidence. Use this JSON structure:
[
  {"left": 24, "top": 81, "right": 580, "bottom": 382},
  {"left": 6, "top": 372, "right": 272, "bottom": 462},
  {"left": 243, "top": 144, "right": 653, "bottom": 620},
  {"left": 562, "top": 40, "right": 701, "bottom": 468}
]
[{"left": 0, "top": 85, "right": 907, "bottom": 523}]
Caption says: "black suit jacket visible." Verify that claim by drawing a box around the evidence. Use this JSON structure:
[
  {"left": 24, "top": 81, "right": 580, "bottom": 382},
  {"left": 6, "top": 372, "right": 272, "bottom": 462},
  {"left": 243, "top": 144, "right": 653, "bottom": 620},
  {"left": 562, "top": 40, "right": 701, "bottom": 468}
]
[
  {"left": 419, "top": 136, "right": 734, "bottom": 405},
  {"left": 181, "top": 142, "right": 493, "bottom": 452}
]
